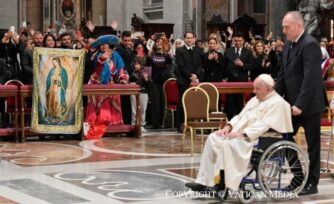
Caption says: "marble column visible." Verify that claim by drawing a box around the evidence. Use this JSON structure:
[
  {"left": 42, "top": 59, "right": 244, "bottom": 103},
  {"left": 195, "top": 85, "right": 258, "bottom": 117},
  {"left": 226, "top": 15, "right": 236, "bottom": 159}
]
[
  {"left": 273, "top": 0, "right": 290, "bottom": 39},
  {"left": 106, "top": 0, "right": 125, "bottom": 31},
  {"left": 230, "top": 0, "right": 238, "bottom": 22},
  {"left": 26, "top": 0, "right": 43, "bottom": 30}
]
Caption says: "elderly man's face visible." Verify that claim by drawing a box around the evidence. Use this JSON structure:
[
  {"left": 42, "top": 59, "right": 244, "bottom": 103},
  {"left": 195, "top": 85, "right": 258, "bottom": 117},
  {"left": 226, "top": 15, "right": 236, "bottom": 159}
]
[
  {"left": 253, "top": 78, "right": 271, "bottom": 100},
  {"left": 282, "top": 14, "right": 303, "bottom": 41}
]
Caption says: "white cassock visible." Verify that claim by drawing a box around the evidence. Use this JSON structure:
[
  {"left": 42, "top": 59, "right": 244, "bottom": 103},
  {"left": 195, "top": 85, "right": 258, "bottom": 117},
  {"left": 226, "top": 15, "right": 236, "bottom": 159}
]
[{"left": 195, "top": 91, "right": 293, "bottom": 191}]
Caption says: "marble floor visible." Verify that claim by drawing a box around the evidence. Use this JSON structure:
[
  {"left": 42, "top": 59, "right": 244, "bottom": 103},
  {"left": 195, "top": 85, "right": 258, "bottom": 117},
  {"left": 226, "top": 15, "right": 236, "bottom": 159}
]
[{"left": 0, "top": 128, "right": 334, "bottom": 204}]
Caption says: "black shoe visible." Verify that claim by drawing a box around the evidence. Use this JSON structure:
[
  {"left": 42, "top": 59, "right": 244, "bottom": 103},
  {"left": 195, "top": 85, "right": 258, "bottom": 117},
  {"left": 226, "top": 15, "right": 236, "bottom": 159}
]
[
  {"left": 212, "top": 184, "right": 227, "bottom": 199},
  {"left": 284, "top": 176, "right": 304, "bottom": 191},
  {"left": 185, "top": 182, "right": 219, "bottom": 197},
  {"left": 299, "top": 183, "right": 318, "bottom": 196},
  {"left": 185, "top": 182, "right": 207, "bottom": 191},
  {"left": 148, "top": 125, "right": 160, "bottom": 129}
]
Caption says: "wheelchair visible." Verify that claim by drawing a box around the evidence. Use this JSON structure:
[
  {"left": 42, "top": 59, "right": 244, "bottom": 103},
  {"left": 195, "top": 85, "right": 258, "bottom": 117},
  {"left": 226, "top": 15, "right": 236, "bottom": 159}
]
[{"left": 219, "top": 133, "right": 309, "bottom": 203}]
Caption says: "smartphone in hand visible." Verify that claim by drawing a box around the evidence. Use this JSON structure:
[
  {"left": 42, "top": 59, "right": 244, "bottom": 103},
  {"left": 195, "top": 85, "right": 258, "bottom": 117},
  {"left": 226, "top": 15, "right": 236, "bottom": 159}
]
[{"left": 9, "top": 26, "right": 15, "bottom": 33}]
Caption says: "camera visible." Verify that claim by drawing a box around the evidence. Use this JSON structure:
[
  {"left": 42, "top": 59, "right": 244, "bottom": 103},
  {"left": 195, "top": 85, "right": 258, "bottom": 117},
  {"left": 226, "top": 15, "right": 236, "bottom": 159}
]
[{"left": 208, "top": 49, "right": 217, "bottom": 54}]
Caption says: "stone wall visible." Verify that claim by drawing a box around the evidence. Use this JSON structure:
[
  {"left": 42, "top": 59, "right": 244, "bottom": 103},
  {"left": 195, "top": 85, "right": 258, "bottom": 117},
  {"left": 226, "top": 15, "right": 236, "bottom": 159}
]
[{"left": 0, "top": 0, "right": 19, "bottom": 30}]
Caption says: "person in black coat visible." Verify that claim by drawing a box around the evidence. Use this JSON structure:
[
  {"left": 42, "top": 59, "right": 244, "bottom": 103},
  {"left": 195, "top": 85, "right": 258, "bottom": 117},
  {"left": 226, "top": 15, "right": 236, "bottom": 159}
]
[
  {"left": 116, "top": 31, "right": 135, "bottom": 75},
  {"left": 20, "top": 38, "right": 34, "bottom": 84},
  {"left": 146, "top": 38, "right": 172, "bottom": 128},
  {"left": 202, "top": 36, "right": 225, "bottom": 82},
  {"left": 0, "top": 30, "right": 20, "bottom": 127},
  {"left": 116, "top": 31, "right": 135, "bottom": 125},
  {"left": 175, "top": 31, "right": 203, "bottom": 132},
  {"left": 0, "top": 30, "right": 20, "bottom": 84},
  {"left": 224, "top": 32, "right": 254, "bottom": 119},
  {"left": 276, "top": 11, "right": 324, "bottom": 196},
  {"left": 269, "top": 40, "right": 284, "bottom": 80},
  {"left": 250, "top": 40, "right": 271, "bottom": 81}
]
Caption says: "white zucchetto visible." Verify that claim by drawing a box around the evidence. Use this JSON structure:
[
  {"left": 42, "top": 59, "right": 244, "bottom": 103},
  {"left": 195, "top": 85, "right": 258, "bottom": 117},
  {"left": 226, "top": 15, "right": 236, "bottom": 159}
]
[{"left": 258, "top": 74, "right": 275, "bottom": 87}]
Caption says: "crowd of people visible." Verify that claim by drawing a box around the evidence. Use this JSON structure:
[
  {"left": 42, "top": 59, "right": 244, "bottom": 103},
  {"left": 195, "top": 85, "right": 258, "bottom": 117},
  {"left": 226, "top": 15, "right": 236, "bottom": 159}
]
[
  {"left": 0, "top": 9, "right": 329, "bottom": 198},
  {"left": 0, "top": 17, "right": 331, "bottom": 135}
]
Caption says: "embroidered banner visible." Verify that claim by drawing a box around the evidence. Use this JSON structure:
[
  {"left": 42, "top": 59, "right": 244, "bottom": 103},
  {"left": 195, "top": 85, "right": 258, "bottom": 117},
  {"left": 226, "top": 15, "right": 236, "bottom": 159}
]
[{"left": 31, "top": 48, "right": 84, "bottom": 134}]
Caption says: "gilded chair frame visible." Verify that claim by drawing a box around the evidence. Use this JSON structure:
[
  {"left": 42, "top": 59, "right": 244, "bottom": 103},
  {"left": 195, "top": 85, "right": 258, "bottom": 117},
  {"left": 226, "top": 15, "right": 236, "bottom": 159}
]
[
  {"left": 198, "top": 82, "right": 227, "bottom": 122},
  {"left": 182, "top": 86, "right": 222, "bottom": 156}
]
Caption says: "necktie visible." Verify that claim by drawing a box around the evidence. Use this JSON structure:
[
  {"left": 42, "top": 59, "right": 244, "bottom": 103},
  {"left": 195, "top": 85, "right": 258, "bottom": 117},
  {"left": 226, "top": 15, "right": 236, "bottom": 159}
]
[
  {"left": 288, "top": 42, "right": 295, "bottom": 59},
  {"left": 235, "top": 48, "right": 240, "bottom": 58},
  {"left": 290, "top": 42, "right": 296, "bottom": 49},
  {"left": 188, "top": 47, "right": 194, "bottom": 59}
]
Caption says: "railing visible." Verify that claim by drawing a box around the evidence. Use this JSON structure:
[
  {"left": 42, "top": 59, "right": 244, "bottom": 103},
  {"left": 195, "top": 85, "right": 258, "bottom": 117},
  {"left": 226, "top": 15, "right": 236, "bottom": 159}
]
[{"left": 19, "top": 84, "right": 141, "bottom": 142}]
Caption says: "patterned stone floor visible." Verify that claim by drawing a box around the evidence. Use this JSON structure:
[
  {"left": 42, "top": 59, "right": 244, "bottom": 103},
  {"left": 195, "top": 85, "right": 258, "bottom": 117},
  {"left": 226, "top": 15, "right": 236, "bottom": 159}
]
[{"left": 0, "top": 128, "right": 333, "bottom": 203}]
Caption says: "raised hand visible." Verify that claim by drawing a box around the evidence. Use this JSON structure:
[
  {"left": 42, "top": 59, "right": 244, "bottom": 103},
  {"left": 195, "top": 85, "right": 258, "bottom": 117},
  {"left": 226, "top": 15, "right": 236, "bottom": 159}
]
[
  {"left": 111, "top": 20, "right": 118, "bottom": 30},
  {"left": 86, "top": 20, "right": 95, "bottom": 32}
]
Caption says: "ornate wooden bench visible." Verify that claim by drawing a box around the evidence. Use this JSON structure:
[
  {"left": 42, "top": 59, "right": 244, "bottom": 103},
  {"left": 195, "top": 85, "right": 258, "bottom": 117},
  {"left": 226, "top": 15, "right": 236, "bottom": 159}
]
[
  {"left": 19, "top": 84, "right": 141, "bottom": 142},
  {"left": 0, "top": 85, "right": 19, "bottom": 142},
  {"left": 83, "top": 84, "right": 141, "bottom": 138}
]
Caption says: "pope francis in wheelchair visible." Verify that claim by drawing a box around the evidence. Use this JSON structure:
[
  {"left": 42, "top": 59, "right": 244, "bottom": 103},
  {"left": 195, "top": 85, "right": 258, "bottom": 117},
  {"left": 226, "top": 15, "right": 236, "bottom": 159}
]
[{"left": 186, "top": 74, "right": 309, "bottom": 202}]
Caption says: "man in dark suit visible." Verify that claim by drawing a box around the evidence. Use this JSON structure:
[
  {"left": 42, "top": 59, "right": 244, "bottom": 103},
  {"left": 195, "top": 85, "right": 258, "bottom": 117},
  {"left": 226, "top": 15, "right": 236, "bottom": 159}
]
[
  {"left": 116, "top": 31, "right": 135, "bottom": 125},
  {"left": 20, "top": 31, "right": 44, "bottom": 84},
  {"left": 175, "top": 31, "right": 203, "bottom": 132},
  {"left": 20, "top": 45, "right": 33, "bottom": 85},
  {"left": 116, "top": 31, "right": 135, "bottom": 75},
  {"left": 276, "top": 11, "right": 324, "bottom": 195},
  {"left": 224, "top": 32, "right": 254, "bottom": 119}
]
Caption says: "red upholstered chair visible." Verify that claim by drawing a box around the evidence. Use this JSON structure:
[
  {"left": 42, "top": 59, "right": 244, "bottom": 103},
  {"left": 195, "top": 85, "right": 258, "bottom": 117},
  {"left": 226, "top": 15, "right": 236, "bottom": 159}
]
[
  {"left": 162, "top": 78, "right": 179, "bottom": 128},
  {"left": 320, "top": 90, "right": 334, "bottom": 153},
  {"left": 4, "top": 80, "right": 30, "bottom": 127}
]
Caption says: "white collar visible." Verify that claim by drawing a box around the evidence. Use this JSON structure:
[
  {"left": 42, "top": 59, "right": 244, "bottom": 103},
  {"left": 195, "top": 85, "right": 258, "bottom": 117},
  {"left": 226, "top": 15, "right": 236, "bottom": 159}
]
[
  {"left": 259, "top": 91, "right": 275, "bottom": 102},
  {"left": 185, "top": 44, "right": 193, "bottom": 50},
  {"left": 235, "top": 47, "right": 242, "bottom": 52},
  {"left": 293, "top": 31, "right": 304, "bottom": 43}
]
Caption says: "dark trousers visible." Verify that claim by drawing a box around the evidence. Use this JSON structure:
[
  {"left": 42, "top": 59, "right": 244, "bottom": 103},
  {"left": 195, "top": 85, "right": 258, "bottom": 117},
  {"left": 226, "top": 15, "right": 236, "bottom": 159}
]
[
  {"left": 149, "top": 82, "right": 164, "bottom": 127},
  {"left": 287, "top": 112, "right": 322, "bottom": 186},
  {"left": 121, "top": 96, "right": 132, "bottom": 124},
  {"left": 176, "top": 84, "right": 189, "bottom": 130},
  {"left": 225, "top": 94, "right": 243, "bottom": 120}
]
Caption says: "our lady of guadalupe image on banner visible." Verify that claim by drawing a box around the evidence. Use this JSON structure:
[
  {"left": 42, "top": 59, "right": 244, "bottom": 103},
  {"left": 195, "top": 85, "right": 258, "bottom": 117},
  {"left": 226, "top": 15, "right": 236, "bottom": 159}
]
[{"left": 31, "top": 48, "right": 84, "bottom": 134}]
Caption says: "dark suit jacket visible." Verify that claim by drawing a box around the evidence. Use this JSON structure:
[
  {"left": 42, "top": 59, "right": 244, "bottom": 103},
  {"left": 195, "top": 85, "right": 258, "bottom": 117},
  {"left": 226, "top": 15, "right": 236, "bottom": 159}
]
[
  {"left": 116, "top": 43, "right": 135, "bottom": 75},
  {"left": 202, "top": 51, "right": 226, "bottom": 82},
  {"left": 175, "top": 46, "right": 203, "bottom": 85},
  {"left": 20, "top": 47, "right": 33, "bottom": 84},
  {"left": 275, "top": 33, "right": 324, "bottom": 115},
  {"left": 224, "top": 47, "right": 253, "bottom": 82}
]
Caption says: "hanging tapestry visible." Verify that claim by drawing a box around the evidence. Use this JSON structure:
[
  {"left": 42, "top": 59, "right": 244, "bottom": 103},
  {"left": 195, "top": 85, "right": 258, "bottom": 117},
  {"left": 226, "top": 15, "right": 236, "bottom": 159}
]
[{"left": 31, "top": 48, "right": 84, "bottom": 134}]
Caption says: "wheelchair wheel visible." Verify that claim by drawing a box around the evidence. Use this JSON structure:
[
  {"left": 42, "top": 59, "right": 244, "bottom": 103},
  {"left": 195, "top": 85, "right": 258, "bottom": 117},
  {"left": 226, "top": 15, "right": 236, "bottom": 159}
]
[{"left": 257, "top": 141, "right": 309, "bottom": 201}]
